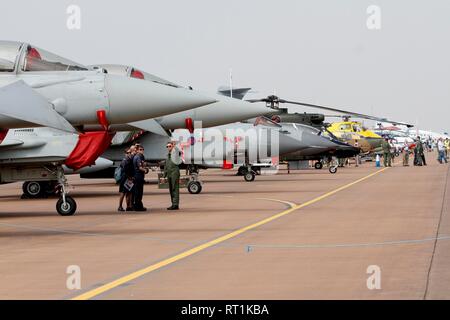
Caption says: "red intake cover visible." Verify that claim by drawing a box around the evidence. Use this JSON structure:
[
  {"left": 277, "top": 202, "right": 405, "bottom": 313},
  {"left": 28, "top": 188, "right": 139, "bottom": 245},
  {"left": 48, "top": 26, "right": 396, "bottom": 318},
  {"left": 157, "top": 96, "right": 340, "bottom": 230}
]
[
  {"left": 65, "top": 131, "right": 115, "bottom": 171},
  {"left": 0, "top": 129, "right": 8, "bottom": 143}
]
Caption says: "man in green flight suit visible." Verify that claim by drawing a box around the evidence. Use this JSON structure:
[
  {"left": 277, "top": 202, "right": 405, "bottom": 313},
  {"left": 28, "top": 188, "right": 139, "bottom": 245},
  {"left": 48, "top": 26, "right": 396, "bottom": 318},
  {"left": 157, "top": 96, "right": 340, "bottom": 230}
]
[
  {"left": 164, "top": 141, "right": 182, "bottom": 210},
  {"left": 381, "top": 137, "right": 392, "bottom": 167},
  {"left": 414, "top": 136, "right": 424, "bottom": 166}
]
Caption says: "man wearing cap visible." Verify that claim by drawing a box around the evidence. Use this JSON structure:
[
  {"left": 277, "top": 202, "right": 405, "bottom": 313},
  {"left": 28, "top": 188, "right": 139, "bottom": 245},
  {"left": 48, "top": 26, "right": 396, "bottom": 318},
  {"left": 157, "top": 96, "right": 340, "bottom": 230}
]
[{"left": 164, "top": 141, "right": 182, "bottom": 210}]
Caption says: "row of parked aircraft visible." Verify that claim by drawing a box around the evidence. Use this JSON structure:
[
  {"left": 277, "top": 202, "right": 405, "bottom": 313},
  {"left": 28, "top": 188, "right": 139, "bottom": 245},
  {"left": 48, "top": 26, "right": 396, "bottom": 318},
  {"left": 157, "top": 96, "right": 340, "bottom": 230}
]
[{"left": 0, "top": 41, "right": 417, "bottom": 216}]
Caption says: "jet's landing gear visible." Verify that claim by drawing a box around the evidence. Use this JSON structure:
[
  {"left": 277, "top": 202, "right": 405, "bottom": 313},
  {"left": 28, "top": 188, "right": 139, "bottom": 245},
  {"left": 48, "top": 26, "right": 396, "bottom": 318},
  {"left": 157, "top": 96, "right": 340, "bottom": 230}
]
[
  {"left": 187, "top": 179, "right": 202, "bottom": 194},
  {"left": 329, "top": 166, "right": 338, "bottom": 174},
  {"left": 328, "top": 157, "right": 338, "bottom": 174},
  {"left": 239, "top": 164, "right": 256, "bottom": 182},
  {"left": 244, "top": 171, "right": 256, "bottom": 182},
  {"left": 186, "top": 165, "right": 203, "bottom": 194},
  {"left": 55, "top": 167, "right": 77, "bottom": 216},
  {"left": 22, "top": 181, "right": 58, "bottom": 199},
  {"left": 237, "top": 165, "right": 261, "bottom": 177},
  {"left": 314, "top": 161, "right": 323, "bottom": 170}
]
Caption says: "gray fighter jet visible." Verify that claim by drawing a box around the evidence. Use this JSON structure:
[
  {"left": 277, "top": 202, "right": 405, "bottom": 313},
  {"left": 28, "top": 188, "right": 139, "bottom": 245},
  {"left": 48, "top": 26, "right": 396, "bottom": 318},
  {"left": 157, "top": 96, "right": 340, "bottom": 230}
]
[
  {"left": 0, "top": 59, "right": 277, "bottom": 215},
  {"left": 0, "top": 41, "right": 217, "bottom": 215},
  {"left": 83, "top": 117, "right": 344, "bottom": 194},
  {"left": 0, "top": 41, "right": 216, "bottom": 132}
]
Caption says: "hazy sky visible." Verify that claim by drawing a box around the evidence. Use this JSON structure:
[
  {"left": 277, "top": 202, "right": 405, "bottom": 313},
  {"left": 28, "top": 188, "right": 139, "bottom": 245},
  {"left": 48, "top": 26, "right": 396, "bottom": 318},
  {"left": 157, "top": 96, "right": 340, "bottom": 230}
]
[{"left": 1, "top": 0, "right": 449, "bottom": 132}]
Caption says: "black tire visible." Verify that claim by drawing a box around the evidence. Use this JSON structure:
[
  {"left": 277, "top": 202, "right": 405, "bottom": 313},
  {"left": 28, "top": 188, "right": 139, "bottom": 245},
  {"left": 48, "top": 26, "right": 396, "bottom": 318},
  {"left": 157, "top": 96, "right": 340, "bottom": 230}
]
[
  {"left": 187, "top": 181, "right": 202, "bottom": 194},
  {"left": 22, "top": 181, "right": 44, "bottom": 198},
  {"left": 314, "top": 162, "right": 323, "bottom": 170},
  {"left": 244, "top": 172, "right": 256, "bottom": 182},
  {"left": 329, "top": 166, "right": 338, "bottom": 174},
  {"left": 56, "top": 196, "right": 77, "bottom": 216}
]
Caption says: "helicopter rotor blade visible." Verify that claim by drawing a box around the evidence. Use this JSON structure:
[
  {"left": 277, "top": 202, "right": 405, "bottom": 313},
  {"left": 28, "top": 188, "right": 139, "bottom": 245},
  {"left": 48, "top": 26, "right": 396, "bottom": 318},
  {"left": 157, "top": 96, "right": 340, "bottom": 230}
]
[
  {"left": 280, "top": 99, "right": 386, "bottom": 121},
  {"left": 248, "top": 95, "right": 414, "bottom": 128},
  {"left": 282, "top": 99, "right": 414, "bottom": 128}
]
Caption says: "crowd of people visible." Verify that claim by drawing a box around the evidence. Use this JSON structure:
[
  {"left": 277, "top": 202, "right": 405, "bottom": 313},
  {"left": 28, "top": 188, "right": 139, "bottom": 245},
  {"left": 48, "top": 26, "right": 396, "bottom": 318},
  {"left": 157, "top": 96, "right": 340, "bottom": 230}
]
[
  {"left": 116, "top": 141, "right": 181, "bottom": 212},
  {"left": 381, "top": 136, "right": 450, "bottom": 167}
]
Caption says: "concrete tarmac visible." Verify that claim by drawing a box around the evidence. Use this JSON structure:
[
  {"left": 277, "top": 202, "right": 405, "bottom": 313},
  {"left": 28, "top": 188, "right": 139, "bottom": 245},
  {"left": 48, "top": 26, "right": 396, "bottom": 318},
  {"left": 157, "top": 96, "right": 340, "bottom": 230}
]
[{"left": 0, "top": 153, "right": 449, "bottom": 299}]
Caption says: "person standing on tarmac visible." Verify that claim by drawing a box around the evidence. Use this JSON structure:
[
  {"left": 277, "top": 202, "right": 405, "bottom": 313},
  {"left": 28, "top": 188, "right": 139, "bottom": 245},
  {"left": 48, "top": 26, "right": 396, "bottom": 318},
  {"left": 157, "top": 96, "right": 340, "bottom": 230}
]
[
  {"left": 164, "top": 141, "right": 182, "bottom": 210},
  {"left": 389, "top": 139, "right": 396, "bottom": 164},
  {"left": 415, "top": 137, "right": 424, "bottom": 166},
  {"left": 444, "top": 138, "right": 450, "bottom": 160},
  {"left": 124, "top": 145, "right": 137, "bottom": 211},
  {"left": 354, "top": 141, "right": 360, "bottom": 167},
  {"left": 133, "top": 144, "right": 149, "bottom": 211},
  {"left": 418, "top": 137, "right": 427, "bottom": 166},
  {"left": 118, "top": 148, "right": 131, "bottom": 212},
  {"left": 403, "top": 142, "right": 410, "bottom": 166},
  {"left": 381, "top": 137, "right": 392, "bottom": 167},
  {"left": 437, "top": 138, "right": 448, "bottom": 164}
]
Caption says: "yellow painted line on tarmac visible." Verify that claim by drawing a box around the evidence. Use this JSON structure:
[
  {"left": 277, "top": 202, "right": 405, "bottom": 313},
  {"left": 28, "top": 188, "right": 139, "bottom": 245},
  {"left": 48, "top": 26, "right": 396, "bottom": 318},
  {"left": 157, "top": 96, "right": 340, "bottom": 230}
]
[{"left": 72, "top": 167, "right": 389, "bottom": 300}]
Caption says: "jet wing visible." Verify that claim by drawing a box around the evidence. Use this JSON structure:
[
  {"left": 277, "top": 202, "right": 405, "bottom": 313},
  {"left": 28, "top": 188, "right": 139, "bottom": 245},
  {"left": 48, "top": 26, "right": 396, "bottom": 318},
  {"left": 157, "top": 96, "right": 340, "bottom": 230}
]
[
  {"left": 128, "top": 118, "right": 169, "bottom": 136},
  {"left": 0, "top": 81, "right": 77, "bottom": 133}
]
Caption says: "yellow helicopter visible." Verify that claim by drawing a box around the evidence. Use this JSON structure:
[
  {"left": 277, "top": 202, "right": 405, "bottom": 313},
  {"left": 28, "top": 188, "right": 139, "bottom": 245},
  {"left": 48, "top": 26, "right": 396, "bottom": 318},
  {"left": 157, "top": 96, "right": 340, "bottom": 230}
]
[{"left": 326, "top": 117, "right": 383, "bottom": 154}]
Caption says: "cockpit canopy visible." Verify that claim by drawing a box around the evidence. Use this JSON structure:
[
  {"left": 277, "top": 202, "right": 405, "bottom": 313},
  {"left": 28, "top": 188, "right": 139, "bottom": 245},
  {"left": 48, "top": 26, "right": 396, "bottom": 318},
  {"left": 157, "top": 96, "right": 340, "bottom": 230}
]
[
  {"left": 0, "top": 41, "right": 21, "bottom": 72},
  {"left": 0, "top": 41, "right": 87, "bottom": 72},
  {"left": 95, "top": 64, "right": 182, "bottom": 88}
]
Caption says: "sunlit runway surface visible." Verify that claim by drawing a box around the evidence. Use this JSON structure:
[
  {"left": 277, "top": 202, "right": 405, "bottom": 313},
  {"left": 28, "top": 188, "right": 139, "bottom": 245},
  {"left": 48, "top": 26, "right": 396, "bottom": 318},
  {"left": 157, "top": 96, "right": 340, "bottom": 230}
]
[{"left": 1, "top": 154, "right": 449, "bottom": 299}]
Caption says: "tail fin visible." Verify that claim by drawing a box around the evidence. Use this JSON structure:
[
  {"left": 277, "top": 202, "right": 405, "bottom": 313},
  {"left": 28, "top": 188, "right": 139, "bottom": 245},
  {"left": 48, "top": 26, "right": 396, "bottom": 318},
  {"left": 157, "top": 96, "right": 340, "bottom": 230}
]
[{"left": 217, "top": 86, "right": 252, "bottom": 100}]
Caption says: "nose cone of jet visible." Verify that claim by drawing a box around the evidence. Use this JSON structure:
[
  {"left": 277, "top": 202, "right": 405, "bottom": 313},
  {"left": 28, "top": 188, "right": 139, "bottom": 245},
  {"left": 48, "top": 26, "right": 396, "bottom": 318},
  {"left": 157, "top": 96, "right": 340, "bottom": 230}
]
[
  {"left": 277, "top": 126, "right": 339, "bottom": 156},
  {"left": 298, "top": 132, "right": 342, "bottom": 156},
  {"left": 105, "top": 75, "right": 217, "bottom": 124},
  {"left": 157, "top": 95, "right": 274, "bottom": 129}
]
